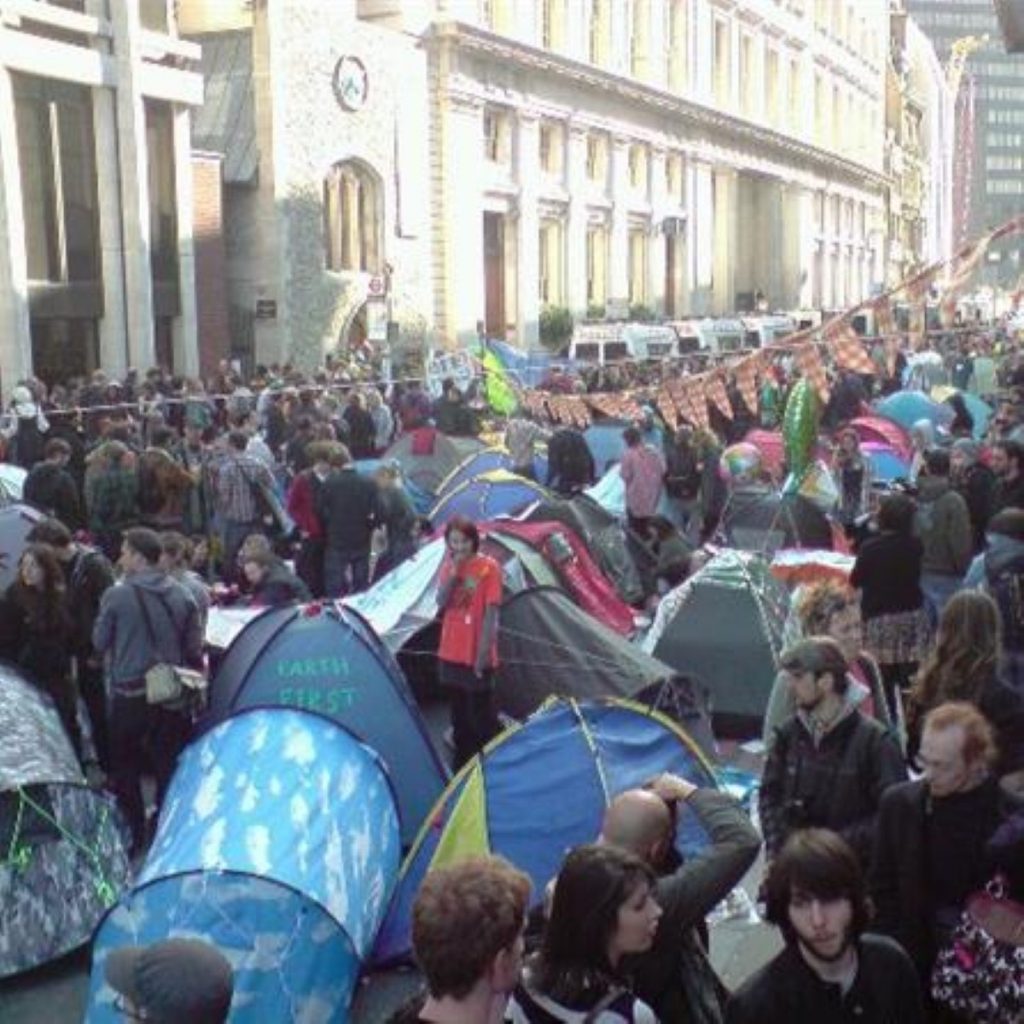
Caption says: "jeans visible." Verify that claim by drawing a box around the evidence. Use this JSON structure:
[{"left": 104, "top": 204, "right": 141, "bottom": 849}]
[
  {"left": 324, "top": 547, "right": 370, "bottom": 598},
  {"left": 109, "top": 692, "right": 191, "bottom": 850},
  {"left": 920, "top": 572, "right": 962, "bottom": 624}
]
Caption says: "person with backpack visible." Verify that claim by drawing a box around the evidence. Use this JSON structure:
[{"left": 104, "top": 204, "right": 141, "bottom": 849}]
[{"left": 23, "top": 437, "right": 84, "bottom": 530}]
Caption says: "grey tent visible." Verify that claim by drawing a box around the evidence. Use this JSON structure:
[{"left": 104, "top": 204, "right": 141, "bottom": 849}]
[
  {"left": 0, "top": 663, "right": 129, "bottom": 977},
  {"left": 642, "top": 550, "right": 789, "bottom": 738},
  {"left": 497, "top": 587, "right": 715, "bottom": 758},
  {"left": 0, "top": 502, "right": 44, "bottom": 593}
]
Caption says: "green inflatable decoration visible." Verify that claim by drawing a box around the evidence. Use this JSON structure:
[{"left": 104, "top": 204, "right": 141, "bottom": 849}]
[
  {"left": 478, "top": 346, "right": 519, "bottom": 416},
  {"left": 783, "top": 378, "right": 820, "bottom": 478}
]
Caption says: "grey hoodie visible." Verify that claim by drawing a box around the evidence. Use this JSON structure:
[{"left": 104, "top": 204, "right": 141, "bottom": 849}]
[{"left": 93, "top": 568, "right": 202, "bottom": 694}]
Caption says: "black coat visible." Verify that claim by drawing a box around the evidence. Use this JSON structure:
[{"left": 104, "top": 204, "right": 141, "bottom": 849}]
[
  {"left": 870, "top": 777, "right": 1002, "bottom": 983},
  {"left": 317, "top": 467, "right": 381, "bottom": 553},
  {"left": 725, "top": 935, "right": 924, "bottom": 1024},
  {"left": 956, "top": 462, "right": 997, "bottom": 553},
  {"left": 23, "top": 461, "right": 84, "bottom": 530},
  {"left": 850, "top": 531, "right": 923, "bottom": 618},
  {"left": 759, "top": 709, "right": 907, "bottom": 865}
]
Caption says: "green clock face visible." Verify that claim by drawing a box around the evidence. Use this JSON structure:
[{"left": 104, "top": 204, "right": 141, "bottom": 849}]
[{"left": 333, "top": 55, "right": 368, "bottom": 112}]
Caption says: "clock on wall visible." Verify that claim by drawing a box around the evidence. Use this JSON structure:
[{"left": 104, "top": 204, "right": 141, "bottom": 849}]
[{"left": 333, "top": 55, "right": 368, "bottom": 112}]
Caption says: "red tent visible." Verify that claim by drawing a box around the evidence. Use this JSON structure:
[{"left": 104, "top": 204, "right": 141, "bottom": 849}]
[
  {"left": 847, "top": 416, "right": 912, "bottom": 460},
  {"left": 482, "top": 521, "right": 636, "bottom": 636}
]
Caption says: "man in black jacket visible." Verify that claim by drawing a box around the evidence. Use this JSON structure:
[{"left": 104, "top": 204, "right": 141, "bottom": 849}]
[
  {"left": 727, "top": 829, "right": 924, "bottom": 1023},
  {"left": 991, "top": 438, "right": 1024, "bottom": 513},
  {"left": 317, "top": 444, "right": 381, "bottom": 597},
  {"left": 23, "top": 438, "right": 83, "bottom": 529},
  {"left": 603, "top": 774, "right": 761, "bottom": 1024},
  {"left": 870, "top": 702, "right": 1007, "bottom": 991},
  {"left": 759, "top": 638, "right": 906, "bottom": 868}
]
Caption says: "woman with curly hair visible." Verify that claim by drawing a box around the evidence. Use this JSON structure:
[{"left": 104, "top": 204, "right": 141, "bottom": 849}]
[
  {"left": 0, "top": 543, "right": 79, "bottom": 756},
  {"left": 907, "top": 590, "right": 1024, "bottom": 774},
  {"left": 764, "top": 580, "right": 894, "bottom": 743},
  {"left": 506, "top": 845, "right": 662, "bottom": 1023}
]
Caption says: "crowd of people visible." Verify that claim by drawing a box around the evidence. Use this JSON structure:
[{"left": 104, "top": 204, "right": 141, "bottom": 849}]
[{"left": 3, "top": 325, "right": 1024, "bottom": 1023}]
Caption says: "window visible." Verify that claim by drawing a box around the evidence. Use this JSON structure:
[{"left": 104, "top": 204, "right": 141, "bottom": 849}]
[
  {"left": 665, "top": 153, "right": 684, "bottom": 203},
  {"left": 539, "top": 219, "right": 564, "bottom": 305},
  {"left": 788, "top": 58, "right": 801, "bottom": 129},
  {"left": 628, "top": 144, "right": 648, "bottom": 192},
  {"left": 483, "top": 109, "right": 511, "bottom": 164},
  {"left": 631, "top": 0, "right": 650, "bottom": 79},
  {"left": 146, "top": 101, "right": 178, "bottom": 285},
  {"left": 539, "top": 121, "right": 564, "bottom": 177},
  {"left": 541, "top": 0, "right": 564, "bottom": 50},
  {"left": 814, "top": 73, "right": 826, "bottom": 144},
  {"left": 586, "top": 132, "right": 608, "bottom": 183},
  {"left": 628, "top": 227, "right": 648, "bottom": 304},
  {"left": 13, "top": 74, "right": 99, "bottom": 284},
  {"left": 481, "top": 0, "right": 510, "bottom": 33},
  {"left": 324, "top": 160, "right": 381, "bottom": 273},
  {"left": 765, "top": 49, "right": 779, "bottom": 127},
  {"left": 989, "top": 180, "right": 1024, "bottom": 195},
  {"left": 140, "top": 0, "right": 169, "bottom": 33},
  {"left": 667, "top": 0, "right": 687, "bottom": 93},
  {"left": 713, "top": 19, "right": 730, "bottom": 106},
  {"left": 589, "top": 0, "right": 610, "bottom": 65},
  {"left": 586, "top": 223, "right": 608, "bottom": 305},
  {"left": 740, "top": 34, "right": 755, "bottom": 115}
]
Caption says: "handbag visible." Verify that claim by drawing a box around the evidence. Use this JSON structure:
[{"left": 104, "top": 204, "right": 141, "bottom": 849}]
[
  {"left": 131, "top": 587, "right": 205, "bottom": 707},
  {"left": 931, "top": 874, "right": 1024, "bottom": 1024}
]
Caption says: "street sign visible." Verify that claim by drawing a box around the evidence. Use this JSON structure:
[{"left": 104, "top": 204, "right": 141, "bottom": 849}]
[
  {"left": 368, "top": 275, "right": 385, "bottom": 296},
  {"left": 255, "top": 300, "right": 277, "bottom": 319}
]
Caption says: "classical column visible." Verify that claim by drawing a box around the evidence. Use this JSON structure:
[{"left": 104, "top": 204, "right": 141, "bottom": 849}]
[
  {"left": 171, "top": 104, "right": 199, "bottom": 377},
  {"left": 609, "top": 134, "right": 630, "bottom": 309},
  {"left": 689, "top": 160, "right": 714, "bottom": 315},
  {"left": 516, "top": 111, "right": 540, "bottom": 348},
  {"left": 565, "top": 124, "right": 589, "bottom": 318},
  {"left": 692, "top": 0, "right": 714, "bottom": 102},
  {"left": 0, "top": 66, "right": 31, "bottom": 396},
  {"left": 649, "top": 147, "right": 668, "bottom": 316},
  {"left": 448, "top": 97, "right": 487, "bottom": 348},
  {"left": 109, "top": 0, "right": 156, "bottom": 370},
  {"left": 712, "top": 167, "right": 737, "bottom": 315}
]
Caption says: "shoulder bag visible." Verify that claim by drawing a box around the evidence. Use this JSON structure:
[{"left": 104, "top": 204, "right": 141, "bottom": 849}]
[
  {"left": 131, "top": 586, "right": 205, "bottom": 707},
  {"left": 931, "top": 874, "right": 1024, "bottom": 1024}
]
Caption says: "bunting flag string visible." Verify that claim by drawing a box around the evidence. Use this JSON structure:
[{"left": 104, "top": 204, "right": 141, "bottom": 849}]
[
  {"left": 824, "top": 319, "right": 876, "bottom": 375},
  {"left": 733, "top": 355, "right": 761, "bottom": 415},
  {"left": 795, "top": 344, "right": 830, "bottom": 404},
  {"left": 704, "top": 372, "right": 734, "bottom": 421},
  {"left": 656, "top": 386, "right": 679, "bottom": 431}
]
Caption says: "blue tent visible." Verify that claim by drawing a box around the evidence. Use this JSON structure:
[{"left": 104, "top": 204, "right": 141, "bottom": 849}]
[
  {"left": 205, "top": 602, "right": 447, "bottom": 846},
  {"left": 864, "top": 446, "right": 910, "bottom": 482},
  {"left": 874, "top": 391, "right": 954, "bottom": 432},
  {"left": 429, "top": 469, "right": 549, "bottom": 528},
  {"left": 586, "top": 465, "right": 683, "bottom": 527},
  {"left": 372, "top": 697, "right": 719, "bottom": 966},
  {"left": 86, "top": 708, "right": 400, "bottom": 1023},
  {"left": 436, "top": 447, "right": 548, "bottom": 502}
]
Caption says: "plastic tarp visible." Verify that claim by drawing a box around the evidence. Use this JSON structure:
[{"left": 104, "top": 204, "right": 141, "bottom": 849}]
[
  {"left": 429, "top": 469, "right": 549, "bottom": 529},
  {"left": 496, "top": 587, "right": 714, "bottom": 755},
  {"left": 0, "top": 463, "right": 25, "bottom": 503},
  {"left": 1, "top": 664, "right": 128, "bottom": 977},
  {"left": 643, "top": 550, "right": 789, "bottom": 738},
  {"left": 0, "top": 503, "right": 44, "bottom": 592},
  {"left": 205, "top": 603, "right": 447, "bottom": 846},
  {"left": 372, "top": 698, "right": 719, "bottom": 966},
  {"left": 86, "top": 708, "right": 401, "bottom": 1023}
]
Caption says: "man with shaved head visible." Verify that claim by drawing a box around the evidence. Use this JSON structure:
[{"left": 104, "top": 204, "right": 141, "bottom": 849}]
[{"left": 601, "top": 773, "right": 760, "bottom": 1024}]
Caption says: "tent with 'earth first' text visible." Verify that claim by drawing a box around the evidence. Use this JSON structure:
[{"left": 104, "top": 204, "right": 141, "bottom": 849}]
[
  {"left": 85, "top": 707, "right": 401, "bottom": 1023},
  {"left": 203, "top": 602, "right": 448, "bottom": 846}
]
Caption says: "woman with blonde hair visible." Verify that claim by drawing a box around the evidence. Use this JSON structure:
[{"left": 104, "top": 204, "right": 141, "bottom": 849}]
[
  {"left": 907, "top": 590, "right": 1024, "bottom": 773},
  {"left": 764, "top": 580, "right": 893, "bottom": 743}
]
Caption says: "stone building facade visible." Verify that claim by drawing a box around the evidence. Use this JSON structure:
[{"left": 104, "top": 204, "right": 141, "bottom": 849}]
[
  {"left": 184, "top": 0, "right": 434, "bottom": 370},
  {"left": 383, "top": 0, "right": 891, "bottom": 348},
  {"left": 0, "top": 0, "right": 203, "bottom": 394}
]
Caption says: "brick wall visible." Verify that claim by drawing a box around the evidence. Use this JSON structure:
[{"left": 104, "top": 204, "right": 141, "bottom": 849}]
[{"left": 192, "top": 153, "right": 231, "bottom": 376}]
